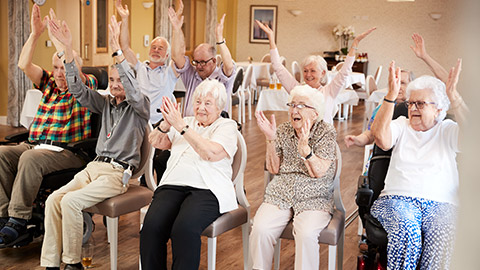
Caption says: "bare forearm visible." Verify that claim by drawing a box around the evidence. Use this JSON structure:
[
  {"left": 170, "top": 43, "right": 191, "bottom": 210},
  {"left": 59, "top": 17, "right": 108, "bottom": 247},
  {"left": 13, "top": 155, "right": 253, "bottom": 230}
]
[
  {"left": 18, "top": 33, "right": 43, "bottom": 85},
  {"left": 119, "top": 17, "right": 137, "bottom": 65},
  {"left": 304, "top": 157, "right": 332, "bottom": 178},
  {"left": 450, "top": 96, "right": 468, "bottom": 128},
  {"left": 421, "top": 54, "right": 449, "bottom": 83},
  {"left": 371, "top": 101, "right": 395, "bottom": 150},
  {"left": 265, "top": 142, "right": 280, "bottom": 174},
  {"left": 218, "top": 43, "right": 234, "bottom": 77},
  {"left": 150, "top": 130, "right": 172, "bottom": 150},
  {"left": 182, "top": 130, "right": 228, "bottom": 162},
  {"left": 171, "top": 29, "right": 186, "bottom": 68}
]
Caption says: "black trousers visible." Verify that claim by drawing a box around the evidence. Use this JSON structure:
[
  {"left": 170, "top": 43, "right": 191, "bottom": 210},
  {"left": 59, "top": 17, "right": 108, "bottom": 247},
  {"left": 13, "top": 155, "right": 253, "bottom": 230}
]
[{"left": 140, "top": 185, "right": 221, "bottom": 270}]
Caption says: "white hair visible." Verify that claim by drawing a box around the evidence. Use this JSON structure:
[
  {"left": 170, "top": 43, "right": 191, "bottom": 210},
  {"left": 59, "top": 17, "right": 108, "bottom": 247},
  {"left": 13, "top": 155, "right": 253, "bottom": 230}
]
[
  {"left": 192, "top": 79, "right": 227, "bottom": 110},
  {"left": 288, "top": 84, "right": 325, "bottom": 121},
  {"left": 406, "top": 75, "right": 450, "bottom": 121},
  {"left": 151, "top": 36, "right": 171, "bottom": 55},
  {"left": 301, "top": 55, "right": 328, "bottom": 85}
]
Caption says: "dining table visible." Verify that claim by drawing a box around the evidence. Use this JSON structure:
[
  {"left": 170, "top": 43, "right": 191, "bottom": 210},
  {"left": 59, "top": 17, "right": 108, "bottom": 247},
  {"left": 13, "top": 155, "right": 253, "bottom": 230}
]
[
  {"left": 236, "top": 61, "right": 271, "bottom": 83},
  {"left": 365, "top": 87, "right": 388, "bottom": 120}
]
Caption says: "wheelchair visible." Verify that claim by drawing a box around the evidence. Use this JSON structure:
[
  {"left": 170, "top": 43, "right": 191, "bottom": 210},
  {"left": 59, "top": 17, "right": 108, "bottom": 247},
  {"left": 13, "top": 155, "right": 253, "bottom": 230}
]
[
  {"left": 355, "top": 102, "right": 408, "bottom": 270},
  {"left": 0, "top": 66, "right": 107, "bottom": 248}
]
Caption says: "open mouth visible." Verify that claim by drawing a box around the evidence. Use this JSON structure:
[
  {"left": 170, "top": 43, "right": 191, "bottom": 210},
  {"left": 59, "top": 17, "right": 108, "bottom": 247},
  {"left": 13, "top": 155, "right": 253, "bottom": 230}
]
[{"left": 292, "top": 116, "right": 302, "bottom": 122}]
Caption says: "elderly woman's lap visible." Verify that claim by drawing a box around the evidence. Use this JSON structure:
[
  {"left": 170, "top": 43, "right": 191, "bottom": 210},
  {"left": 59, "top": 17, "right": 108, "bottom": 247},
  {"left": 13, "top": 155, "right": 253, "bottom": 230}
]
[{"left": 371, "top": 195, "right": 456, "bottom": 269}]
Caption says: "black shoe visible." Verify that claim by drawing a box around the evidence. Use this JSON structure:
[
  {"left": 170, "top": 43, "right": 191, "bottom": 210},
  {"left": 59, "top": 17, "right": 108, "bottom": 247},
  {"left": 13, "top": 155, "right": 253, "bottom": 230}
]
[
  {"left": 0, "top": 221, "right": 29, "bottom": 248},
  {"left": 64, "top": 263, "right": 82, "bottom": 270},
  {"left": 46, "top": 267, "right": 60, "bottom": 270}
]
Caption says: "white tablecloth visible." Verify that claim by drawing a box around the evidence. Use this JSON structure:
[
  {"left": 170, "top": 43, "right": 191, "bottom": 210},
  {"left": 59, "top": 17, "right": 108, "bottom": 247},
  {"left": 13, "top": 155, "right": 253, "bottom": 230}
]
[
  {"left": 336, "top": 89, "right": 359, "bottom": 106},
  {"left": 326, "top": 71, "right": 366, "bottom": 88},
  {"left": 365, "top": 88, "right": 388, "bottom": 119},
  {"left": 255, "top": 88, "right": 289, "bottom": 112},
  {"left": 236, "top": 61, "right": 271, "bottom": 82},
  {"left": 20, "top": 89, "right": 43, "bottom": 129}
]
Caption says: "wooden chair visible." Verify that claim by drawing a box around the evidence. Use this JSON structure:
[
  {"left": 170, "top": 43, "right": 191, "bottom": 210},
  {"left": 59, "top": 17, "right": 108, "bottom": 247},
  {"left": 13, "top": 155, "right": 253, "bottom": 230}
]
[
  {"left": 264, "top": 144, "right": 345, "bottom": 270},
  {"left": 83, "top": 124, "right": 156, "bottom": 270},
  {"left": 291, "top": 60, "right": 302, "bottom": 83}
]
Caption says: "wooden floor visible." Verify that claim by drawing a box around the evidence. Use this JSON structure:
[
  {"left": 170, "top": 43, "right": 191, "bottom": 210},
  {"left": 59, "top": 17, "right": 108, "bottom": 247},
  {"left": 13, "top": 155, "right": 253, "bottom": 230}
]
[{"left": 0, "top": 101, "right": 366, "bottom": 270}]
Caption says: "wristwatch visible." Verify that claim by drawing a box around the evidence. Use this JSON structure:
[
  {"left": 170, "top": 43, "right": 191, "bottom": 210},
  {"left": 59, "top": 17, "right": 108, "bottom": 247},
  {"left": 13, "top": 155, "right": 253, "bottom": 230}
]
[
  {"left": 180, "top": 125, "right": 190, "bottom": 135},
  {"left": 56, "top": 51, "right": 65, "bottom": 59},
  {"left": 112, "top": 49, "right": 123, "bottom": 57},
  {"left": 300, "top": 149, "right": 313, "bottom": 161}
]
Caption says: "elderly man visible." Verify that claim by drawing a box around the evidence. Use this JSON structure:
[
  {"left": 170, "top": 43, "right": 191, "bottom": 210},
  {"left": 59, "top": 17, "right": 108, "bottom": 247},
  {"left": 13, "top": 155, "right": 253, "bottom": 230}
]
[
  {"left": 168, "top": 0, "right": 236, "bottom": 117},
  {"left": 116, "top": 0, "right": 178, "bottom": 124},
  {"left": 41, "top": 16, "right": 149, "bottom": 270},
  {"left": 0, "top": 4, "right": 96, "bottom": 248}
]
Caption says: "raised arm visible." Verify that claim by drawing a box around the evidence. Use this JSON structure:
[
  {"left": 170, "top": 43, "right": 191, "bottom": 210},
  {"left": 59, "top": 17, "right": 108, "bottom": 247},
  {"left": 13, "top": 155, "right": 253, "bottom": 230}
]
[
  {"left": 216, "top": 14, "right": 234, "bottom": 76},
  {"left": 18, "top": 4, "right": 47, "bottom": 86},
  {"left": 47, "top": 8, "right": 86, "bottom": 83},
  {"left": 255, "top": 111, "right": 280, "bottom": 174},
  {"left": 168, "top": 0, "right": 186, "bottom": 69},
  {"left": 410, "top": 33, "right": 449, "bottom": 83},
  {"left": 255, "top": 20, "right": 298, "bottom": 92},
  {"left": 344, "top": 130, "right": 374, "bottom": 148},
  {"left": 348, "top": 27, "right": 376, "bottom": 57},
  {"left": 446, "top": 59, "right": 468, "bottom": 128},
  {"left": 115, "top": 0, "right": 137, "bottom": 66},
  {"left": 371, "top": 61, "right": 401, "bottom": 151}
]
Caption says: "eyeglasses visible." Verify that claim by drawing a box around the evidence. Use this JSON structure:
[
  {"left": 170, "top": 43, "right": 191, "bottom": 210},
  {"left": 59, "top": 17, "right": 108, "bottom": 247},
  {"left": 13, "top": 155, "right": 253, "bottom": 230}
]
[
  {"left": 405, "top": 101, "right": 436, "bottom": 110},
  {"left": 286, "top": 103, "right": 316, "bottom": 110},
  {"left": 192, "top": 57, "right": 214, "bottom": 67}
]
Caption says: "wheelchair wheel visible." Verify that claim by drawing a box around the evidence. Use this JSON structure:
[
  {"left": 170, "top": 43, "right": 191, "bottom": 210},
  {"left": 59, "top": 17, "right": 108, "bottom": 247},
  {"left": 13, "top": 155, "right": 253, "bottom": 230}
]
[{"left": 83, "top": 212, "right": 93, "bottom": 245}]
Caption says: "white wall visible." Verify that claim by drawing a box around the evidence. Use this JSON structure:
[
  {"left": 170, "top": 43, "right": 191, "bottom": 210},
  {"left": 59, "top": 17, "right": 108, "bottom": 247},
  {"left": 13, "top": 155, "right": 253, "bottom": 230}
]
[{"left": 235, "top": 0, "right": 460, "bottom": 88}]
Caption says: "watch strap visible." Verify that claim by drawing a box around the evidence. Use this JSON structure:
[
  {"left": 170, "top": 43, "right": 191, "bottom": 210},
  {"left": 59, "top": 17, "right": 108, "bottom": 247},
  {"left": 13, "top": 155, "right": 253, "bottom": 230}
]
[
  {"left": 112, "top": 49, "right": 123, "bottom": 57},
  {"left": 180, "top": 125, "right": 190, "bottom": 135}
]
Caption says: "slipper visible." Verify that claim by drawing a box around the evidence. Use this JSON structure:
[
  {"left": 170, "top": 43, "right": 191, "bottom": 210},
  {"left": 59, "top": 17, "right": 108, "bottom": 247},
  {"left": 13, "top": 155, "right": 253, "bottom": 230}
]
[{"left": 0, "top": 221, "right": 30, "bottom": 248}]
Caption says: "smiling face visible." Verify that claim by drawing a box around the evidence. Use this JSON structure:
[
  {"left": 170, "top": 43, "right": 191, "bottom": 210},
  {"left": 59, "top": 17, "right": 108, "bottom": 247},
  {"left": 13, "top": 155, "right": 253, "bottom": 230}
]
[
  {"left": 52, "top": 54, "right": 67, "bottom": 91},
  {"left": 303, "top": 63, "right": 325, "bottom": 89},
  {"left": 193, "top": 44, "right": 216, "bottom": 80},
  {"left": 149, "top": 38, "right": 169, "bottom": 64},
  {"left": 407, "top": 88, "right": 440, "bottom": 131},
  {"left": 193, "top": 92, "right": 222, "bottom": 126},
  {"left": 108, "top": 67, "right": 126, "bottom": 101},
  {"left": 288, "top": 95, "right": 319, "bottom": 131}
]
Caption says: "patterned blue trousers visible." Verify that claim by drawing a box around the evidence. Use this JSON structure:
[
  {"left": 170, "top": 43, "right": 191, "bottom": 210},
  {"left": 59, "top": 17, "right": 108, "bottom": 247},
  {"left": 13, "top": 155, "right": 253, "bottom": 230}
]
[{"left": 371, "top": 195, "right": 457, "bottom": 270}]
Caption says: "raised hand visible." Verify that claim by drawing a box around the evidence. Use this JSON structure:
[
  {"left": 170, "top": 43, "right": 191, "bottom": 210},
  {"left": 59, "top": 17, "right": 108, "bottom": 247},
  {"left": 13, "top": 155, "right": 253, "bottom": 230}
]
[
  {"left": 446, "top": 59, "right": 462, "bottom": 102},
  {"left": 216, "top": 14, "right": 226, "bottom": 42},
  {"left": 115, "top": 0, "right": 130, "bottom": 20},
  {"left": 108, "top": 15, "right": 122, "bottom": 52},
  {"left": 159, "top": 96, "right": 184, "bottom": 131},
  {"left": 48, "top": 19, "right": 72, "bottom": 48},
  {"left": 168, "top": 5, "right": 184, "bottom": 31},
  {"left": 175, "top": 0, "right": 184, "bottom": 17},
  {"left": 47, "top": 8, "right": 64, "bottom": 51},
  {"left": 297, "top": 118, "right": 312, "bottom": 158},
  {"left": 387, "top": 61, "right": 401, "bottom": 100},
  {"left": 31, "top": 4, "right": 48, "bottom": 37},
  {"left": 255, "top": 111, "right": 277, "bottom": 140},
  {"left": 352, "top": 27, "right": 376, "bottom": 45},
  {"left": 255, "top": 20, "right": 275, "bottom": 41},
  {"left": 410, "top": 33, "right": 427, "bottom": 59}
]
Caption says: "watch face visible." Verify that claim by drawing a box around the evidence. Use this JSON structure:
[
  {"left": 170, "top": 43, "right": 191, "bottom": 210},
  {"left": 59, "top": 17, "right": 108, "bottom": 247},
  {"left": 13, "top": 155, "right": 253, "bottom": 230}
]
[{"left": 34, "top": 0, "right": 47, "bottom": 6}]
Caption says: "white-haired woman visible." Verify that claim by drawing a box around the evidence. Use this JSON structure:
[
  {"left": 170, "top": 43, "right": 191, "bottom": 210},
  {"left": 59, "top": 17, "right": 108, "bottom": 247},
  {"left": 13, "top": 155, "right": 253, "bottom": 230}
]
[
  {"left": 370, "top": 60, "right": 467, "bottom": 269},
  {"left": 250, "top": 85, "right": 337, "bottom": 269},
  {"left": 255, "top": 21, "right": 376, "bottom": 124},
  {"left": 140, "top": 79, "right": 238, "bottom": 270}
]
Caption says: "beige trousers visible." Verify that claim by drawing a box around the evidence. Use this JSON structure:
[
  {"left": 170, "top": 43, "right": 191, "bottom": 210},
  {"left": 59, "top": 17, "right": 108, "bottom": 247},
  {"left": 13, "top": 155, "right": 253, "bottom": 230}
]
[
  {"left": 40, "top": 161, "right": 128, "bottom": 267},
  {"left": 0, "top": 142, "right": 85, "bottom": 219},
  {"left": 249, "top": 203, "right": 332, "bottom": 270}
]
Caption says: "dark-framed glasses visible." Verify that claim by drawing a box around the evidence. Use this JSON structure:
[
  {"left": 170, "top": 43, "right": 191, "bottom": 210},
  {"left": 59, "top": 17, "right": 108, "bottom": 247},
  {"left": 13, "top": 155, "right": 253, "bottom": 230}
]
[
  {"left": 405, "top": 101, "right": 436, "bottom": 110},
  {"left": 286, "top": 103, "right": 316, "bottom": 110},
  {"left": 192, "top": 57, "right": 214, "bottom": 67}
]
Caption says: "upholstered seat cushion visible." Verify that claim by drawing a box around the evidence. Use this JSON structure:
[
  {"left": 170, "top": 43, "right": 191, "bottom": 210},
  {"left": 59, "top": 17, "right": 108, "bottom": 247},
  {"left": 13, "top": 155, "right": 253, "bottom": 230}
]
[
  {"left": 84, "top": 185, "right": 153, "bottom": 218},
  {"left": 202, "top": 204, "right": 248, "bottom": 238},
  {"left": 278, "top": 208, "right": 345, "bottom": 245}
]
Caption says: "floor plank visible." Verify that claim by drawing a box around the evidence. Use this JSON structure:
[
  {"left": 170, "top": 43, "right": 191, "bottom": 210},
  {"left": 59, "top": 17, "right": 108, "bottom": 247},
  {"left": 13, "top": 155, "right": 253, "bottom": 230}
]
[{"left": 0, "top": 101, "right": 367, "bottom": 270}]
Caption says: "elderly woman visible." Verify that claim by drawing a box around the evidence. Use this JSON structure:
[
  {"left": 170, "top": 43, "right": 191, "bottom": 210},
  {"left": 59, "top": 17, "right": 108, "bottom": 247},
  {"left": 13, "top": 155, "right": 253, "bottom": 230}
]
[
  {"left": 370, "top": 60, "right": 466, "bottom": 269},
  {"left": 140, "top": 79, "right": 238, "bottom": 270},
  {"left": 250, "top": 85, "right": 337, "bottom": 269},
  {"left": 255, "top": 21, "right": 375, "bottom": 124}
]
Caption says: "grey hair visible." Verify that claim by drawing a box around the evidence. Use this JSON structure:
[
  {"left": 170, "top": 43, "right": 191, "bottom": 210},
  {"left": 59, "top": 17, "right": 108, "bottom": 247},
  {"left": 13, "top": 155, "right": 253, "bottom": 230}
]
[
  {"left": 194, "top": 43, "right": 216, "bottom": 58},
  {"left": 401, "top": 69, "right": 415, "bottom": 81},
  {"left": 151, "top": 36, "right": 171, "bottom": 55},
  {"left": 301, "top": 55, "right": 328, "bottom": 85},
  {"left": 406, "top": 75, "right": 450, "bottom": 121},
  {"left": 192, "top": 79, "right": 227, "bottom": 110},
  {"left": 288, "top": 84, "right": 325, "bottom": 121}
]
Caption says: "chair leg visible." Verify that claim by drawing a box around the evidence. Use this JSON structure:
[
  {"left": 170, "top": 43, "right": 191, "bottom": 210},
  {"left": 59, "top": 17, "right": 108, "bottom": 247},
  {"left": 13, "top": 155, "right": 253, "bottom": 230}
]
[
  {"left": 358, "top": 217, "right": 363, "bottom": 236},
  {"left": 273, "top": 239, "right": 281, "bottom": 270},
  {"left": 106, "top": 216, "right": 118, "bottom": 270},
  {"left": 337, "top": 230, "right": 345, "bottom": 270},
  {"left": 328, "top": 245, "right": 336, "bottom": 270},
  {"left": 247, "top": 92, "right": 252, "bottom": 121},
  {"left": 208, "top": 237, "right": 217, "bottom": 270},
  {"left": 241, "top": 223, "right": 249, "bottom": 270}
]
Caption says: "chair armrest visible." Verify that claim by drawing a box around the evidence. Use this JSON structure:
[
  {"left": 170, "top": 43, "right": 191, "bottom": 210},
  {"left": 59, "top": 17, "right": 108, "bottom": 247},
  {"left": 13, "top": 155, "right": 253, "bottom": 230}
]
[
  {"left": 67, "top": 138, "right": 98, "bottom": 150},
  {"left": 4, "top": 131, "right": 29, "bottom": 143}
]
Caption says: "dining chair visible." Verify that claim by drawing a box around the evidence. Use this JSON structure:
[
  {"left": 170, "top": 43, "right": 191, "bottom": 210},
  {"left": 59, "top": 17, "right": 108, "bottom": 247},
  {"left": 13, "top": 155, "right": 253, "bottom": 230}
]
[
  {"left": 83, "top": 124, "right": 156, "bottom": 270},
  {"left": 229, "top": 66, "right": 244, "bottom": 123},
  {"left": 260, "top": 53, "right": 271, "bottom": 63},
  {"left": 264, "top": 144, "right": 345, "bottom": 270},
  {"left": 256, "top": 61, "right": 274, "bottom": 103},
  {"left": 201, "top": 129, "right": 250, "bottom": 270},
  {"left": 374, "top": 65, "right": 382, "bottom": 85},
  {"left": 240, "top": 65, "right": 254, "bottom": 123},
  {"left": 291, "top": 60, "right": 302, "bottom": 83}
]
